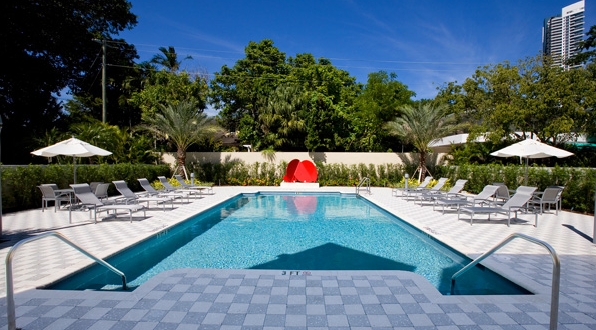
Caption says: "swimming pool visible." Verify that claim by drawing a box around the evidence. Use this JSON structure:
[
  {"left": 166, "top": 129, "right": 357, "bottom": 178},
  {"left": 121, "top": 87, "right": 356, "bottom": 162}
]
[{"left": 48, "top": 192, "right": 529, "bottom": 295}]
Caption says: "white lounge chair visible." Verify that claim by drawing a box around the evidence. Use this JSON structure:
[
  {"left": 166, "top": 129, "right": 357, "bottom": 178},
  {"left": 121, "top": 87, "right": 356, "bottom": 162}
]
[
  {"left": 70, "top": 184, "right": 145, "bottom": 223},
  {"left": 403, "top": 178, "right": 448, "bottom": 200},
  {"left": 174, "top": 174, "right": 214, "bottom": 194},
  {"left": 158, "top": 176, "right": 204, "bottom": 196},
  {"left": 458, "top": 188, "right": 538, "bottom": 226},
  {"left": 415, "top": 179, "right": 468, "bottom": 206},
  {"left": 138, "top": 178, "right": 189, "bottom": 203},
  {"left": 113, "top": 180, "right": 174, "bottom": 211},
  {"left": 433, "top": 184, "right": 500, "bottom": 214},
  {"left": 392, "top": 176, "right": 432, "bottom": 197}
]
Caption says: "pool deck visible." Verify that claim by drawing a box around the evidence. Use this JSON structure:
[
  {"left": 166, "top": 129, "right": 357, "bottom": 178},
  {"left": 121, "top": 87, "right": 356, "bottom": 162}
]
[{"left": 0, "top": 186, "right": 595, "bottom": 329}]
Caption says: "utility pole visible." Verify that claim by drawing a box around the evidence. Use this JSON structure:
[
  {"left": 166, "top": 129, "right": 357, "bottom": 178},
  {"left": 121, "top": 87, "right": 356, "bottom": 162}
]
[{"left": 101, "top": 39, "right": 107, "bottom": 123}]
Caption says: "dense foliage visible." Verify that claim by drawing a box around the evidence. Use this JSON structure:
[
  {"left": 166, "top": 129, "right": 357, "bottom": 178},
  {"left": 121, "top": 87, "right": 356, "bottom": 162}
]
[
  {"left": 1, "top": 0, "right": 138, "bottom": 163},
  {"left": 210, "top": 40, "right": 415, "bottom": 152},
  {"left": 436, "top": 55, "right": 596, "bottom": 148}
]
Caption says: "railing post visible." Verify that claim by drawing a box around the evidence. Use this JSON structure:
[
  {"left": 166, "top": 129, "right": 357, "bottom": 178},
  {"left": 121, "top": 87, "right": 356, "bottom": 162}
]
[
  {"left": 450, "top": 233, "right": 560, "bottom": 329},
  {"left": 5, "top": 232, "right": 127, "bottom": 330}
]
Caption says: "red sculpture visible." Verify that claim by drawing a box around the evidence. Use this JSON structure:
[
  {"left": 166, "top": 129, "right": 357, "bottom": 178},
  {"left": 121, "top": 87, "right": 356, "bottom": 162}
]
[{"left": 283, "top": 159, "right": 318, "bottom": 183}]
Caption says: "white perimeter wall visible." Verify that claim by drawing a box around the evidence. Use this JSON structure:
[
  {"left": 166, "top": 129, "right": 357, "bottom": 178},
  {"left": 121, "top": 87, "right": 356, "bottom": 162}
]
[{"left": 161, "top": 152, "right": 447, "bottom": 167}]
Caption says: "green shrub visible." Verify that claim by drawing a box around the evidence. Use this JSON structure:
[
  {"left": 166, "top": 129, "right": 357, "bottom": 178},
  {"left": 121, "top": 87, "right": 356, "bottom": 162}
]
[{"left": 9, "top": 162, "right": 596, "bottom": 214}]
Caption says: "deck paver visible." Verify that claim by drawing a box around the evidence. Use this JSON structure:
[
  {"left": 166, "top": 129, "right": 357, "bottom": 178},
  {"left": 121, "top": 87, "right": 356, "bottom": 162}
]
[{"left": 0, "top": 186, "right": 595, "bottom": 329}]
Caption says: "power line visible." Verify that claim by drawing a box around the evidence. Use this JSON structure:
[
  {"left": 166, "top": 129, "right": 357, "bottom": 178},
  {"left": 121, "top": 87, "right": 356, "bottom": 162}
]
[{"left": 110, "top": 40, "right": 490, "bottom": 68}]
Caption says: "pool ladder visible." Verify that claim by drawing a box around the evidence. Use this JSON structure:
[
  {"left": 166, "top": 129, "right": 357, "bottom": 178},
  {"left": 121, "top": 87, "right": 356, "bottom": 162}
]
[
  {"left": 356, "top": 177, "right": 371, "bottom": 195},
  {"left": 5, "top": 231, "right": 127, "bottom": 330},
  {"left": 451, "top": 233, "right": 560, "bottom": 330}
]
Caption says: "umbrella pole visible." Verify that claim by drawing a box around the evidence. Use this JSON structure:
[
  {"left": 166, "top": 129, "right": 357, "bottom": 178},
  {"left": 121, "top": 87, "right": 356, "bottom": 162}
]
[
  {"left": 73, "top": 156, "right": 77, "bottom": 184},
  {"left": 525, "top": 158, "right": 528, "bottom": 185}
]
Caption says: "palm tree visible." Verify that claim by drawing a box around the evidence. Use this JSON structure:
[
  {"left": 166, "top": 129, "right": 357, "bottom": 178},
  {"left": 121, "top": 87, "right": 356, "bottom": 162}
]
[
  {"left": 150, "top": 46, "right": 192, "bottom": 72},
  {"left": 386, "top": 103, "right": 458, "bottom": 181},
  {"left": 143, "top": 101, "right": 222, "bottom": 177}
]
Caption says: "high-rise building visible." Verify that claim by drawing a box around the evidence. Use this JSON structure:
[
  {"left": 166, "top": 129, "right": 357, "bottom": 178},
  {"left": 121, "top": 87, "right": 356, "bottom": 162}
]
[{"left": 542, "top": 0, "right": 585, "bottom": 69}]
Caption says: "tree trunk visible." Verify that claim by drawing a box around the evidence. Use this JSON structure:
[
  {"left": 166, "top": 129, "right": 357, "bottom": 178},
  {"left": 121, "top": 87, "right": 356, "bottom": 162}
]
[
  {"left": 176, "top": 148, "right": 186, "bottom": 177},
  {"left": 418, "top": 152, "right": 427, "bottom": 182}
]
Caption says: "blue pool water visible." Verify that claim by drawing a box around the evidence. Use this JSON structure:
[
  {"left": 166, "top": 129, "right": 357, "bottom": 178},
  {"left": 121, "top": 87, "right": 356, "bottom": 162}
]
[{"left": 48, "top": 193, "right": 529, "bottom": 295}]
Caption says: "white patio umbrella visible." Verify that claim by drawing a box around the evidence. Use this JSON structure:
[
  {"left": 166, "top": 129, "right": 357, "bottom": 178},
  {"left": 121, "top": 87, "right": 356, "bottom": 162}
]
[
  {"left": 31, "top": 137, "right": 112, "bottom": 183},
  {"left": 490, "top": 139, "right": 574, "bottom": 184}
]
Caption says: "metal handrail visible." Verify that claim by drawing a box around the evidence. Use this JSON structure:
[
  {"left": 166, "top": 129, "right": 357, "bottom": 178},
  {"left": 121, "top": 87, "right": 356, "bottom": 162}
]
[
  {"left": 356, "top": 177, "right": 371, "bottom": 195},
  {"left": 5, "top": 231, "right": 127, "bottom": 330},
  {"left": 451, "top": 233, "right": 560, "bottom": 330}
]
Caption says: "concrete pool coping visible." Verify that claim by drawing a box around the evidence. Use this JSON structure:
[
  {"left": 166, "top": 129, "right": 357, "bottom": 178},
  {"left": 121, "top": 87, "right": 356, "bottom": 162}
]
[{"left": 1, "top": 186, "right": 595, "bottom": 328}]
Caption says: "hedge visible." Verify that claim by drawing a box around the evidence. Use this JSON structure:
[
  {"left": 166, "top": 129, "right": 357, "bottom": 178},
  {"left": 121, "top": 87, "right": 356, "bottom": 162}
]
[
  {"left": 5, "top": 162, "right": 596, "bottom": 214},
  {"left": 190, "top": 161, "right": 596, "bottom": 214}
]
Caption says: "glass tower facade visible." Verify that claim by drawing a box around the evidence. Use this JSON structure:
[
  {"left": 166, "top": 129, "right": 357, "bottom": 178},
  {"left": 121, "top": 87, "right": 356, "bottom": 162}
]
[{"left": 542, "top": 0, "right": 585, "bottom": 69}]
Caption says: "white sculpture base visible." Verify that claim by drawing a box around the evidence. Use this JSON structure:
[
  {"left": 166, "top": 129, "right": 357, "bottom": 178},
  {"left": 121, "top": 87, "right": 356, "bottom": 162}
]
[{"left": 279, "top": 182, "right": 320, "bottom": 189}]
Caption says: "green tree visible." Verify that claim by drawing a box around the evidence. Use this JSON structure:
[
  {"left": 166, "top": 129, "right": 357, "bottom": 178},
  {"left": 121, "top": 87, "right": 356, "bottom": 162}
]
[
  {"left": 348, "top": 71, "right": 415, "bottom": 151},
  {"left": 150, "top": 46, "right": 192, "bottom": 72},
  {"left": 142, "top": 101, "right": 222, "bottom": 175},
  {"left": 518, "top": 56, "right": 596, "bottom": 145},
  {"left": 210, "top": 39, "right": 290, "bottom": 134},
  {"left": 385, "top": 103, "right": 458, "bottom": 180},
  {"left": 129, "top": 69, "right": 209, "bottom": 120},
  {"left": 264, "top": 83, "right": 307, "bottom": 150},
  {"left": 436, "top": 55, "right": 596, "bottom": 146},
  {"left": 305, "top": 92, "right": 347, "bottom": 151},
  {"left": 210, "top": 40, "right": 360, "bottom": 151},
  {"left": 1, "top": 0, "right": 137, "bottom": 164}
]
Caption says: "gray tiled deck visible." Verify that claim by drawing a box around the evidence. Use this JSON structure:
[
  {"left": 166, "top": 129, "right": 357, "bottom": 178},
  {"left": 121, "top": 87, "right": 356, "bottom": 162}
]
[{"left": 0, "top": 185, "right": 595, "bottom": 329}]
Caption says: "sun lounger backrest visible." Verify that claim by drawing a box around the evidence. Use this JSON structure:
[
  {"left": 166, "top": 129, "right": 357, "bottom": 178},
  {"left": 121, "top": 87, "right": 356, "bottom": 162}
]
[
  {"left": 113, "top": 180, "right": 137, "bottom": 199},
  {"left": 158, "top": 176, "right": 177, "bottom": 190},
  {"left": 138, "top": 178, "right": 159, "bottom": 194},
  {"left": 501, "top": 192, "right": 534, "bottom": 209},
  {"left": 476, "top": 185, "right": 500, "bottom": 200},
  {"left": 70, "top": 183, "right": 104, "bottom": 206},
  {"left": 446, "top": 179, "right": 467, "bottom": 194},
  {"left": 174, "top": 174, "right": 190, "bottom": 188},
  {"left": 431, "top": 178, "right": 448, "bottom": 191},
  {"left": 516, "top": 186, "right": 537, "bottom": 195},
  {"left": 417, "top": 176, "right": 432, "bottom": 188}
]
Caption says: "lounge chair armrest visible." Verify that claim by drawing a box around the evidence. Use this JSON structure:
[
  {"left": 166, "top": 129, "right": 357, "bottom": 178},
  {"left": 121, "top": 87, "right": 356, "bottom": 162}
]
[
  {"left": 445, "top": 192, "right": 467, "bottom": 199},
  {"left": 508, "top": 205, "right": 528, "bottom": 212},
  {"left": 472, "top": 198, "right": 496, "bottom": 206},
  {"left": 123, "top": 197, "right": 139, "bottom": 205},
  {"left": 111, "top": 196, "right": 130, "bottom": 204}
]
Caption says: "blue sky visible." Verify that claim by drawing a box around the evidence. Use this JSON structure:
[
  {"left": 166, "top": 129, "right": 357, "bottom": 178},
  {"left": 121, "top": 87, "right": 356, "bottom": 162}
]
[{"left": 119, "top": 0, "right": 596, "bottom": 104}]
